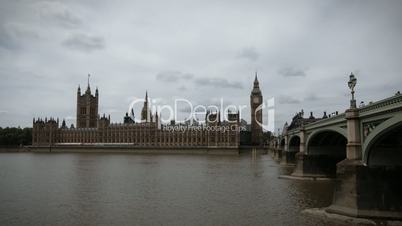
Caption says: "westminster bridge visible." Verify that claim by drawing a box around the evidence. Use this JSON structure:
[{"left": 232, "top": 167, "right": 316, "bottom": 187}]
[{"left": 269, "top": 76, "right": 402, "bottom": 220}]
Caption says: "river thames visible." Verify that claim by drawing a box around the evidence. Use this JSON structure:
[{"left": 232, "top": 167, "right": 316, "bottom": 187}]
[{"left": 0, "top": 153, "right": 337, "bottom": 226}]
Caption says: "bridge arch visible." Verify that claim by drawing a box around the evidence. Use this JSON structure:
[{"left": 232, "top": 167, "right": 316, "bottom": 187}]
[
  {"left": 306, "top": 127, "right": 348, "bottom": 154},
  {"left": 286, "top": 135, "right": 300, "bottom": 163},
  {"left": 305, "top": 127, "right": 347, "bottom": 155},
  {"left": 280, "top": 138, "right": 285, "bottom": 150},
  {"left": 363, "top": 113, "right": 402, "bottom": 166},
  {"left": 304, "top": 128, "right": 347, "bottom": 176},
  {"left": 288, "top": 135, "right": 300, "bottom": 152}
]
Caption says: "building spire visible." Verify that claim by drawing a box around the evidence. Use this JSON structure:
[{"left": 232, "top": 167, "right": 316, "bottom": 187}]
[
  {"left": 131, "top": 107, "right": 135, "bottom": 120},
  {"left": 251, "top": 71, "right": 261, "bottom": 95},
  {"left": 254, "top": 71, "right": 259, "bottom": 87},
  {"left": 141, "top": 90, "right": 149, "bottom": 122},
  {"left": 85, "top": 74, "right": 91, "bottom": 94}
]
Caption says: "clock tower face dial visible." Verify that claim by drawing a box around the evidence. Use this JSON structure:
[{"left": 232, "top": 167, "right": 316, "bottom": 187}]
[{"left": 253, "top": 96, "right": 259, "bottom": 104}]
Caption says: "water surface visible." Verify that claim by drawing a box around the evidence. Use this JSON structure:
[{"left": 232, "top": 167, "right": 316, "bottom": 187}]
[{"left": 0, "top": 152, "right": 336, "bottom": 225}]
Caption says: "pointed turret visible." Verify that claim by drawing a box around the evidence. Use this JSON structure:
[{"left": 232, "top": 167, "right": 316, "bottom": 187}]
[
  {"left": 61, "top": 119, "right": 66, "bottom": 128},
  {"left": 251, "top": 72, "right": 261, "bottom": 95},
  {"left": 130, "top": 107, "right": 135, "bottom": 122},
  {"left": 85, "top": 74, "right": 91, "bottom": 94},
  {"left": 254, "top": 72, "right": 258, "bottom": 85},
  {"left": 155, "top": 110, "right": 159, "bottom": 121},
  {"left": 141, "top": 91, "right": 149, "bottom": 122}
]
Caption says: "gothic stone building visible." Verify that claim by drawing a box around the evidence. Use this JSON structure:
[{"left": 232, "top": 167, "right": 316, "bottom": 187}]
[{"left": 32, "top": 76, "right": 264, "bottom": 148}]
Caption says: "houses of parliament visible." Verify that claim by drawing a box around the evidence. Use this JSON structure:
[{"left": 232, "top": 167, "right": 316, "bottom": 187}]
[{"left": 32, "top": 75, "right": 264, "bottom": 149}]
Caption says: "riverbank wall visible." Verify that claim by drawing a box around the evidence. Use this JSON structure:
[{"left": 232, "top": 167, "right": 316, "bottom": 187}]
[{"left": 26, "top": 145, "right": 243, "bottom": 155}]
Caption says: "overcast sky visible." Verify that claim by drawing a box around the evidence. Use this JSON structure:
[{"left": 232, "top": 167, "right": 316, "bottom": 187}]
[{"left": 0, "top": 0, "right": 401, "bottom": 132}]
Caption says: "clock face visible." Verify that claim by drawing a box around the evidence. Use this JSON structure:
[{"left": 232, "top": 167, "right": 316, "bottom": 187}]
[{"left": 253, "top": 96, "right": 259, "bottom": 104}]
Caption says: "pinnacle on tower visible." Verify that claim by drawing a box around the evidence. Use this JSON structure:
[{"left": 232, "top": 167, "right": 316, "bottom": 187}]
[
  {"left": 131, "top": 108, "right": 135, "bottom": 120},
  {"left": 251, "top": 72, "right": 261, "bottom": 95},
  {"left": 86, "top": 74, "right": 91, "bottom": 94},
  {"left": 254, "top": 71, "right": 259, "bottom": 87}
]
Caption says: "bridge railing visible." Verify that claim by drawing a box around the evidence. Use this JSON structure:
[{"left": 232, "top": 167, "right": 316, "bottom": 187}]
[
  {"left": 358, "top": 93, "right": 402, "bottom": 116},
  {"left": 282, "top": 93, "right": 402, "bottom": 136}
]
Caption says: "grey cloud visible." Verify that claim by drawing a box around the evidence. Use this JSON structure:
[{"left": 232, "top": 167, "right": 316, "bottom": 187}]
[
  {"left": 62, "top": 34, "right": 105, "bottom": 52},
  {"left": 0, "top": 23, "right": 36, "bottom": 50},
  {"left": 0, "top": 24, "right": 21, "bottom": 50},
  {"left": 304, "top": 93, "right": 320, "bottom": 101},
  {"left": 1, "top": 0, "right": 402, "bottom": 129},
  {"left": 0, "top": 25, "right": 18, "bottom": 50},
  {"left": 277, "top": 95, "right": 301, "bottom": 104},
  {"left": 194, "top": 78, "right": 243, "bottom": 89},
  {"left": 36, "top": 1, "right": 82, "bottom": 29},
  {"left": 156, "top": 71, "right": 194, "bottom": 82},
  {"left": 178, "top": 85, "right": 187, "bottom": 91},
  {"left": 52, "top": 10, "right": 82, "bottom": 29},
  {"left": 237, "top": 47, "right": 259, "bottom": 61},
  {"left": 278, "top": 67, "right": 306, "bottom": 77}
]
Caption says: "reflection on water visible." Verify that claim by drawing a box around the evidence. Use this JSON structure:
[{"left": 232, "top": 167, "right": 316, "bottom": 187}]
[{"left": 0, "top": 152, "right": 336, "bottom": 225}]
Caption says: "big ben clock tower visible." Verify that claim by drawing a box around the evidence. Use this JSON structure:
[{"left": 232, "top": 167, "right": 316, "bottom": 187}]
[{"left": 250, "top": 73, "right": 263, "bottom": 145}]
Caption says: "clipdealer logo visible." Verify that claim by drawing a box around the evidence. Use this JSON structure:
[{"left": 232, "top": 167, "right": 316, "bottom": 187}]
[{"left": 127, "top": 97, "right": 275, "bottom": 132}]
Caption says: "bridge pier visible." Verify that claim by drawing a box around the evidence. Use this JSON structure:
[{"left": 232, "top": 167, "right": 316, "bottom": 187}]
[
  {"left": 326, "top": 159, "right": 402, "bottom": 219},
  {"left": 274, "top": 148, "right": 282, "bottom": 162},
  {"left": 326, "top": 108, "right": 402, "bottom": 220},
  {"left": 291, "top": 152, "right": 341, "bottom": 178},
  {"left": 280, "top": 151, "right": 297, "bottom": 165},
  {"left": 269, "top": 148, "right": 278, "bottom": 160},
  {"left": 279, "top": 150, "right": 287, "bottom": 165},
  {"left": 269, "top": 148, "right": 277, "bottom": 159}
]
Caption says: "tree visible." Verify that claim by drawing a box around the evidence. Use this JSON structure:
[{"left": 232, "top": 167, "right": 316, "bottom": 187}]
[{"left": 0, "top": 127, "right": 32, "bottom": 146}]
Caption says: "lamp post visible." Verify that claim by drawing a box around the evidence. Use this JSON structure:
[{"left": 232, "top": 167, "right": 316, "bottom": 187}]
[
  {"left": 345, "top": 72, "right": 361, "bottom": 160},
  {"left": 348, "top": 73, "right": 357, "bottom": 108}
]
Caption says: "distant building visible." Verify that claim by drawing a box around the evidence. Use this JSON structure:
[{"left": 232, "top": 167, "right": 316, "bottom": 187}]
[
  {"left": 285, "top": 110, "right": 320, "bottom": 131},
  {"left": 32, "top": 75, "right": 264, "bottom": 148}
]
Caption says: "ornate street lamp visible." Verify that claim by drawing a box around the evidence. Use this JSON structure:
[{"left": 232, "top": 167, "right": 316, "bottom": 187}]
[{"left": 348, "top": 72, "right": 357, "bottom": 108}]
